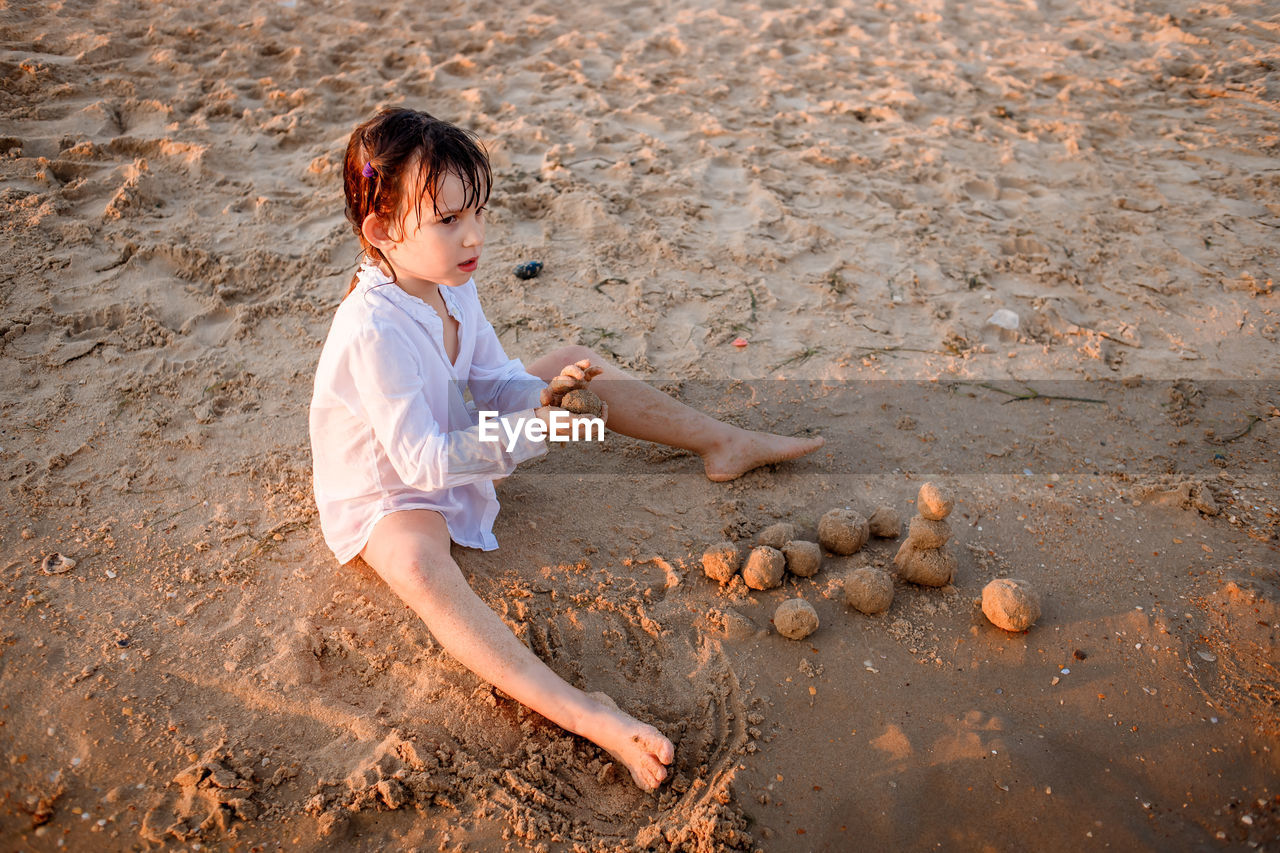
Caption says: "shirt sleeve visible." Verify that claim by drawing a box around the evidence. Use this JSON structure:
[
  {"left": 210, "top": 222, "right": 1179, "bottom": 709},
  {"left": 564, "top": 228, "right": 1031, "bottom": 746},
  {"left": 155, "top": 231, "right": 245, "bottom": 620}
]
[
  {"left": 347, "top": 323, "right": 545, "bottom": 492},
  {"left": 466, "top": 293, "right": 547, "bottom": 414}
]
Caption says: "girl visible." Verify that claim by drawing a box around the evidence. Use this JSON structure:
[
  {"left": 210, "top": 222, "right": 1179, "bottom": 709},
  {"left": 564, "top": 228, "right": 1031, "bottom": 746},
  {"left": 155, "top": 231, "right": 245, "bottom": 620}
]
[{"left": 310, "top": 107, "right": 824, "bottom": 791}]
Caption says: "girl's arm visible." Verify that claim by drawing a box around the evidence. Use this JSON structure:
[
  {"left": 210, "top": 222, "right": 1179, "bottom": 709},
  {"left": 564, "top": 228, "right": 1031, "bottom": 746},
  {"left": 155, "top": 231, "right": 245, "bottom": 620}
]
[
  {"left": 348, "top": 324, "right": 545, "bottom": 490},
  {"left": 466, "top": 293, "right": 546, "bottom": 414}
]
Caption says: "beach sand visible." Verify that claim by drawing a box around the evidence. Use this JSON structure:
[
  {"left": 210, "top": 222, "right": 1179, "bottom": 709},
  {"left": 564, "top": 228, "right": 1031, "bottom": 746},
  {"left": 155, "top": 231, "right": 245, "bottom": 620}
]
[{"left": 2, "top": 0, "right": 1278, "bottom": 849}]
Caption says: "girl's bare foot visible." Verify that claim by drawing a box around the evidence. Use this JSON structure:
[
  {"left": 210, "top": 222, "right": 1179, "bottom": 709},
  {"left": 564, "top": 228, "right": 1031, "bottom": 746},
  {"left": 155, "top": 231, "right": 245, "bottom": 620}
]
[
  {"left": 585, "top": 692, "right": 675, "bottom": 791},
  {"left": 702, "top": 429, "right": 825, "bottom": 482}
]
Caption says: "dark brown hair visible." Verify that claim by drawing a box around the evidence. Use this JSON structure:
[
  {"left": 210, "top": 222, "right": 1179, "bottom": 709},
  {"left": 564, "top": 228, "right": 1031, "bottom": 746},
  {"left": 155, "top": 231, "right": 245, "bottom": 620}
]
[{"left": 342, "top": 107, "right": 492, "bottom": 295}]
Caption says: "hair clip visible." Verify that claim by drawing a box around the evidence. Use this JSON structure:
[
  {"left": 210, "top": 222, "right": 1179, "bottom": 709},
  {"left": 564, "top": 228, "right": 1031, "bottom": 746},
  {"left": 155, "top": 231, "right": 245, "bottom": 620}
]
[{"left": 361, "top": 163, "right": 376, "bottom": 178}]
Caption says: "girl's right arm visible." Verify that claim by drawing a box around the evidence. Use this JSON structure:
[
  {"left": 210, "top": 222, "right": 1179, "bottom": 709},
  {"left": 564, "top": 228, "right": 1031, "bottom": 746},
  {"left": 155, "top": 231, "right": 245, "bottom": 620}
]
[{"left": 347, "top": 325, "right": 545, "bottom": 491}]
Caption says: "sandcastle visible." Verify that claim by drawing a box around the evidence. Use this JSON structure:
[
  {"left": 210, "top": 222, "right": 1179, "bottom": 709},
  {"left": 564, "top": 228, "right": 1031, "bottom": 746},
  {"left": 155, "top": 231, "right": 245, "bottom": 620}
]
[{"left": 893, "top": 482, "right": 957, "bottom": 587}]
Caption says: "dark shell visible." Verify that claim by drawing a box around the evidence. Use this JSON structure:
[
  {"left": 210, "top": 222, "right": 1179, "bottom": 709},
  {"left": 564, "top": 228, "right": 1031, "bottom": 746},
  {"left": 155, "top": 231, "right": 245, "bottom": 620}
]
[{"left": 513, "top": 260, "right": 543, "bottom": 280}]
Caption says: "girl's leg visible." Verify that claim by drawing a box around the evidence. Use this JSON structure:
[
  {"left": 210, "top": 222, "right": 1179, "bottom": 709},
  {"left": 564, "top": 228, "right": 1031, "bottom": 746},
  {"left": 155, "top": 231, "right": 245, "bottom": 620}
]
[
  {"left": 527, "top": 345, "right": 824, "bottom": 481},
  {"left": 360, "top": 509, "right": 674, "bottom": 790}
]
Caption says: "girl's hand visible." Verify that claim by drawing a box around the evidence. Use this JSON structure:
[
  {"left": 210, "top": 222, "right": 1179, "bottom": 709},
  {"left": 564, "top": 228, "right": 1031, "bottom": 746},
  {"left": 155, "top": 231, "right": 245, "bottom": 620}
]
[{"left": 539, "top": 359, "right": 604, "bottom": 407}]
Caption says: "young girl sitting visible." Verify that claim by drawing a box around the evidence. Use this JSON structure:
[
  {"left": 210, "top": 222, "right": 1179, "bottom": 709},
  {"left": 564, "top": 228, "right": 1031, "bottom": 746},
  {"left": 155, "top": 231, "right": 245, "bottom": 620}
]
[{"left": 309, "top": 107, "right": 824, "bottom": 791}]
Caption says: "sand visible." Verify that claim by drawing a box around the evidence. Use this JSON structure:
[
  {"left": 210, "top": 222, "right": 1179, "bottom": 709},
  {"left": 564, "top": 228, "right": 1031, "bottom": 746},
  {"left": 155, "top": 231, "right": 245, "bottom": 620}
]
[{"left": 2, "top": 0, "right": 1279, "bottom": 849}]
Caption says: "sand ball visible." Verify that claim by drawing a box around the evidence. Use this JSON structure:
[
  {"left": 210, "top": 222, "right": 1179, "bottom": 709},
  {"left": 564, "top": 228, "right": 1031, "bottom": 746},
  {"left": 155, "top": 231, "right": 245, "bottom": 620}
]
[
  {"left": 907, "top": 517, "right": 951, "bottom": 550},
  {"left": 981, "top": 578, "right": 1041, "bottom": 632},
  {"left": 756, "top": 522, "right": 799, "bottom": 550},
  {"left": 782, "top": 540, "right": 822, "bottom": 578},
  {"left": 742, "top": 546, "right": 786, "bottom": 590},
  {"left": 917, "top": 482, "right": 953, "bottom": 521},
  {"left": 561, "top": 388, "right": 604, "bottom": 417},
  {"left": 817, "top": 509, "right": 869, "bottom": 555},
  {"left": 773, "top": 598, "right": 819, "bottom": 640},
  {"left": 844, "top": 567, "right": 894, "bottom": 615},
  {"left": 867, "top": 506, "right": 901, "bottom": 539},
  {"left": 896, "top": 546, "right": 956, "bottom": 587},
  {"left": 701, "top": 542, "right": 741, "bottom": 584}
]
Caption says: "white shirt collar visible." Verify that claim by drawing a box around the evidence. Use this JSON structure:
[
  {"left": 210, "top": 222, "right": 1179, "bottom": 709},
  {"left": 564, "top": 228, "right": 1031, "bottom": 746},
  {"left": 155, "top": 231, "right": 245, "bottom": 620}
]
[{"left": 356, "top": 259, "right": 465, "bottom": 326}]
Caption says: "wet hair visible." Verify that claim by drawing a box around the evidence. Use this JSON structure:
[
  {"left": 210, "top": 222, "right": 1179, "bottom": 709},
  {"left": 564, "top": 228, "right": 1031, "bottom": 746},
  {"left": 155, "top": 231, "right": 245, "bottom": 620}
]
[{"left": 342, "top": 107, "right": 492, "bottom": 294}]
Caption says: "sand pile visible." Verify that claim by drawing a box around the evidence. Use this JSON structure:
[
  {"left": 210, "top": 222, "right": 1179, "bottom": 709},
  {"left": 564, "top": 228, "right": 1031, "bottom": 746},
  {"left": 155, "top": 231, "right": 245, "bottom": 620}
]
[{"left": 893, "top": 483, "right": 957, "bottom": 587}]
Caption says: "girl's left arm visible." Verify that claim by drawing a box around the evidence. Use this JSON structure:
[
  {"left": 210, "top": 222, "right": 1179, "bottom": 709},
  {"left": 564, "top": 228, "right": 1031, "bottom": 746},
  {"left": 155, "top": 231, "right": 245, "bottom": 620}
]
[{"left": 467, "top": 295, "right": 546, "bottom": 414}]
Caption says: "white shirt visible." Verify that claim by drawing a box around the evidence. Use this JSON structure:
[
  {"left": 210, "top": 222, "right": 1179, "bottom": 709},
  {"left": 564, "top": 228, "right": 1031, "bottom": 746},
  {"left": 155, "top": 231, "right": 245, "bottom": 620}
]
[{"left": 309, "top": 260, "right": 547, "bottom": 563}]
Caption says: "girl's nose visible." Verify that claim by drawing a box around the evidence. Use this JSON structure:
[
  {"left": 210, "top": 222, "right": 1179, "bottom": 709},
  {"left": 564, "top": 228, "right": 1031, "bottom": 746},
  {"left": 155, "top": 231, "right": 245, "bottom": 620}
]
[{"left": 462, "top": 217, "right": 483, "bottom": 248}]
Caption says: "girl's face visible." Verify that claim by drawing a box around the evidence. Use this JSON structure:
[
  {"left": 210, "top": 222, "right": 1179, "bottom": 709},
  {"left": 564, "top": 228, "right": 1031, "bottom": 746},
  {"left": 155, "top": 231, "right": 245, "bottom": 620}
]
[{"left": 366, "top": 170, "right": 486, "bottom": 292}]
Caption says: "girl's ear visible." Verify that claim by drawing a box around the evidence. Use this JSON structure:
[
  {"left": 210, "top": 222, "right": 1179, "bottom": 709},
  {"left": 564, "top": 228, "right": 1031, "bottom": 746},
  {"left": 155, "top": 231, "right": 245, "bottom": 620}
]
[{"left": 362, "top": 212, "right": 396, "bottom": 251}]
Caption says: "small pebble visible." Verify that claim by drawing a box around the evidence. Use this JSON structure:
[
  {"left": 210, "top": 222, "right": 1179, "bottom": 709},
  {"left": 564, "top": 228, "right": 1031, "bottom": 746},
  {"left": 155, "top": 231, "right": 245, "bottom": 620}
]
[{"left": 513, "top": 260, "right": 543, "bottom": 280}]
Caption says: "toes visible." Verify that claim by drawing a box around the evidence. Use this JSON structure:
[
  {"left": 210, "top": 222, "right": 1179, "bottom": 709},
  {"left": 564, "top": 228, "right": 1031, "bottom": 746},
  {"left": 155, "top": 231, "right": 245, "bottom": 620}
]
[
  {"left": 627, "top": 762, "right": 657, "bottom": 792},
  {"left": 641, "top": 753, "right": 668, "bottom": 786},
  {"left": 642, "top": 731, "right": 675, "bottom": 764}
]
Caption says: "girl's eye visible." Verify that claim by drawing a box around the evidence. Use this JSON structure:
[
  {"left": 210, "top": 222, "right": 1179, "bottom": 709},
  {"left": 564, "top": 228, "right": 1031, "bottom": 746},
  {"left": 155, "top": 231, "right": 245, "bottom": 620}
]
[
  {"left": 440, "top": 215, "right": 457, "bottom": 225},
  {"left": 476, "top": 207, "right": 486, "bottom": 218}
]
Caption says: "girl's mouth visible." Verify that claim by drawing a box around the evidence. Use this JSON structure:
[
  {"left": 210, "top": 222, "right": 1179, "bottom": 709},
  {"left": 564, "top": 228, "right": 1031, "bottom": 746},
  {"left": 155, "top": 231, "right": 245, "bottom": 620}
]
[{"left": 458, "top": 257, "right": 478, "bottom": 272}]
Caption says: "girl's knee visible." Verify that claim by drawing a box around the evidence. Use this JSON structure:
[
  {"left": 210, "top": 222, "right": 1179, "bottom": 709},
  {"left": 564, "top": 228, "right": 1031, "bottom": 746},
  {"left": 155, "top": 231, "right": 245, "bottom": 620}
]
[
  {"left": 550, "top": 344, "right": 598, "bottom": 368},
  {"left": 529, "top": 345, "right": 605, "bottom": 382},
  {"left": 392, "top": 544, "right": 457, "bottom": 585},
  {"left": 361, "top": 513, "right": 456, "bottom": 588}
]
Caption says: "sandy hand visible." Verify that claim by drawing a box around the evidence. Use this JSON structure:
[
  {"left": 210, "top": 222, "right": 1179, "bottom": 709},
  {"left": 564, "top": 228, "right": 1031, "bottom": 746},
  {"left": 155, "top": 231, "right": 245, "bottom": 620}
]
[
  {"left": 540, "top": 359, "right": 604, "bottom": 408},
  {"left": 585, "top": 691, "right": 675, "bottom": 792}
]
